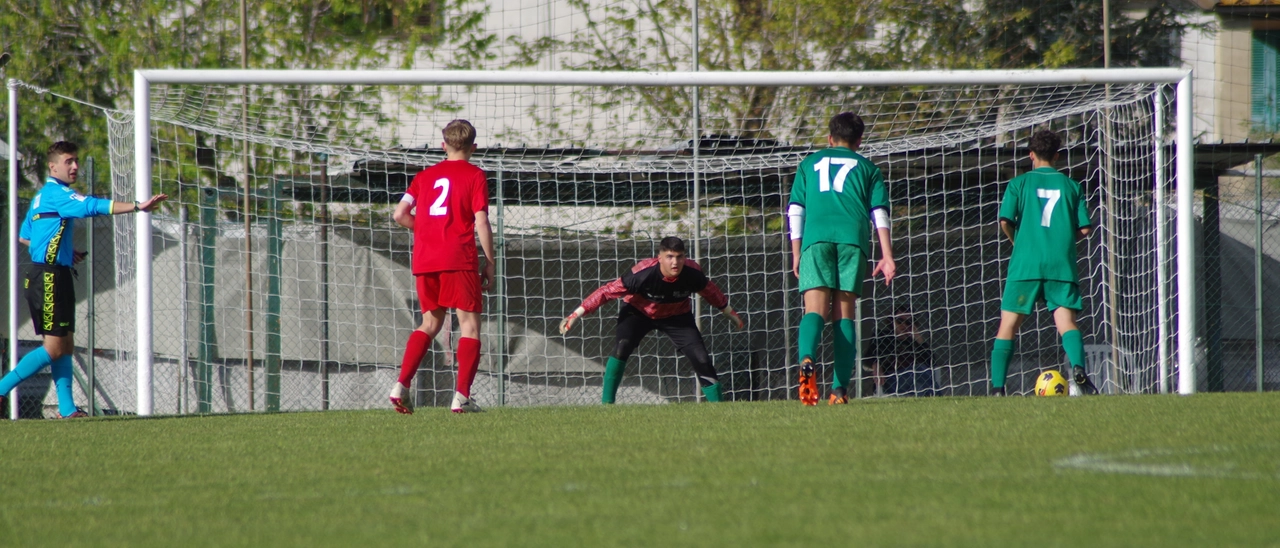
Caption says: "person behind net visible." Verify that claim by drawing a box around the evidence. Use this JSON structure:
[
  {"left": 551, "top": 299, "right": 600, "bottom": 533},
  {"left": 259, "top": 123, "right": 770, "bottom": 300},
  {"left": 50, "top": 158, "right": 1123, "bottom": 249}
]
[
  {"left": 788, "top": 112, "right": 896, "bottom": 406},
  {"left": 989, "top": 128, "right": 1099, "bottom": 396},
  {"left": 388, "top": 119, "right": 496, "bottom": 414},
  {"left": 0, "top": 141, "right": 168, "bottom": 419},
  {"left": 865, "top": 307, "right": 936, "bottom": 397},
  {"left": 558, "top": 237, "right": 745, "bottom": 404}
]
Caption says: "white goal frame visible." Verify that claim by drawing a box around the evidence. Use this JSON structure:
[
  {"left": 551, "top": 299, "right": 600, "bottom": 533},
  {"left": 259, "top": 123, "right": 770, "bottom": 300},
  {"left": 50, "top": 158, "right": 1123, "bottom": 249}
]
[{"left": 90, "top": 68, "right": 1190, "bottom": 414}]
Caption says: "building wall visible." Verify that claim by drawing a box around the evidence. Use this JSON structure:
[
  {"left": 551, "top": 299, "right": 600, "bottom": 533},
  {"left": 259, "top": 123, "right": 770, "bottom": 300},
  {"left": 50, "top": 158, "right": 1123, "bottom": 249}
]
[
  {"left": 1216, "top": 16, "right": 1257, "bottom": 141},
  {"left": 1182, "top": 11, "right": 1219, "bottom": 140}
]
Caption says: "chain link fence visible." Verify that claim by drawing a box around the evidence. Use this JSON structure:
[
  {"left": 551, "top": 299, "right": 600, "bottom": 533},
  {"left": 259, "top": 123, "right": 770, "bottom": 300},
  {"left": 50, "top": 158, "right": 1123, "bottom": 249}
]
[
  {"left": 1199, "top": 153, "right": 1280, "bottom": 392},
  {"left": 10, "top": 79, "right": 1268, "bottom": 420}
]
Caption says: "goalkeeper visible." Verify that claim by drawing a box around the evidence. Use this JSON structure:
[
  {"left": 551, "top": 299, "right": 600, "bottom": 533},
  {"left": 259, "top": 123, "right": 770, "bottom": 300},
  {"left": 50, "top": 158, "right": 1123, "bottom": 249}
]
[
  {"left": 559, "top": 237, "right": 744, "bottom": 404},
  {"left": 989, "top": 129, "right": 1099, "bottom": 396},
  {"left": 788, "top": 112, "right": 896, "bottom": 406}
]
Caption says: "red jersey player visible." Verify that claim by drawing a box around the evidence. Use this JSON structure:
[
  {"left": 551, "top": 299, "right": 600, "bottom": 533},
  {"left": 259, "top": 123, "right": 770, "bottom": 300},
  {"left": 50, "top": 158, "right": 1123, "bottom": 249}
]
[
  {"left": 559, "top": 237, "right": 744, "bottom": 404},
  {"left": 389, "top": 119, "right": 495, "bottom": 414}
]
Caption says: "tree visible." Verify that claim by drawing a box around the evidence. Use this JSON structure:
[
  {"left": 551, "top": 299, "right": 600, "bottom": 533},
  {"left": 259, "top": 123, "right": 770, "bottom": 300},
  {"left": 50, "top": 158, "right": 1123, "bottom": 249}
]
[
  {"left": 974, "top": 0, "right": 1194, "bottom": 69},
  {"left": 509, "top": 0, "right": 882, "bottom": 145},
  {"left": 0, "top": 0, "right": 495, "bottom": 191},
  {"left": 507, "top": 0, "right": 1201, "bottom": 146}
]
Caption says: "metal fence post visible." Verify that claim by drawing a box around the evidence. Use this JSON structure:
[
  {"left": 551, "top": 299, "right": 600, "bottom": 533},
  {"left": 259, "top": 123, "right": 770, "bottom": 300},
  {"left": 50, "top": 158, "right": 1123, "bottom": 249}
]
[
  {"left": 495, "top": 169, "right": 506, "bottom": 406},
  {"left": 85, "top": 156, "right": 97, "bottom": 415},
  {"left": 197, "top": 187, "right": 218, "bottom": 412},
  {"left": 1256, "top": 153, "right": 1265, "bottom": 393},
  {"left": 265, "top": 183, "right": 281, "bottom": 411}
]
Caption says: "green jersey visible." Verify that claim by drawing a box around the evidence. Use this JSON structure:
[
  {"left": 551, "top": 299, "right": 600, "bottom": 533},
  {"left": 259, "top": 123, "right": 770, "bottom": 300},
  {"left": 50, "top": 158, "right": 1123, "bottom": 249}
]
[
  {"left": 998, "top": 167, "right": 1092, "bottom": 282},
  {"left": 788, "top": 147, "right": 889, "bottom": 257}
]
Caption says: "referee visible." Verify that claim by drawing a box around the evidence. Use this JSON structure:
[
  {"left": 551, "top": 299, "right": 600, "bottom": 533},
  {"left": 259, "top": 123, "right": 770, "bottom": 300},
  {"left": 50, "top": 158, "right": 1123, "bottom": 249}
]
[{"left": 0, "top": 141, "right": 167, "bottom": 418}]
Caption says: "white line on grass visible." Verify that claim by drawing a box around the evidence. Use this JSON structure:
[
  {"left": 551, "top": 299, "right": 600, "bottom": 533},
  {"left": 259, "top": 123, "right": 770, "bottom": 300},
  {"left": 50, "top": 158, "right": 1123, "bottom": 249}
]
[{"left": 1053, "top": 445, "right": 1280, "bottom": 480}]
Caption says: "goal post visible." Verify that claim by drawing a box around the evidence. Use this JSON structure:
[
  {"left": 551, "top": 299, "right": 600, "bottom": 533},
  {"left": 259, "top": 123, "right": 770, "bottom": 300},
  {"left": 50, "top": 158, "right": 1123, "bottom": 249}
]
[
  {"left": 133, "top": 71, "right": 155, "bottom": 416},
  {"left": 116, "top": 68, "right": 1194, "bottom": 416},
  {"left": 6, "top": 79, "right": 18, "bottom": 420}
]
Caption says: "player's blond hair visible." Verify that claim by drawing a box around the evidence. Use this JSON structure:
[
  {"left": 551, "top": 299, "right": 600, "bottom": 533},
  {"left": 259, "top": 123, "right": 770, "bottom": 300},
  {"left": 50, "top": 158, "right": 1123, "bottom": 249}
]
[{"left": 442, "top": 119, "right": 476, "bottom": 150}]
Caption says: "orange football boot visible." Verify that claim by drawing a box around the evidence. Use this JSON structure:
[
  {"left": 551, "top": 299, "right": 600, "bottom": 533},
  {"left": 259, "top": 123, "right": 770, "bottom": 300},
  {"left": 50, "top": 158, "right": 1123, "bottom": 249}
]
[
  {"left": 798, "top": 357, "right": 818, "bottom": 406},
  {"left": 828, "top": 387, "right": 848, "bottom": 405}
]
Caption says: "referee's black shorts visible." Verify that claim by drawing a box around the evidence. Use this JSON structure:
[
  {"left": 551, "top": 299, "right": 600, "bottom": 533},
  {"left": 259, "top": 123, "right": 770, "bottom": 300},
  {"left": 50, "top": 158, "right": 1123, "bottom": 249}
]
[{"left": 25, "top": 263, "right": 76, "bottom": 336}]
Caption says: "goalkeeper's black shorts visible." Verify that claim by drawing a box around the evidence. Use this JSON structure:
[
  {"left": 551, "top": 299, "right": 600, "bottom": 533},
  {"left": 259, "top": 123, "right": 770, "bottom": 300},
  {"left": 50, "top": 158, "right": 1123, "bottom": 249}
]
[{"left": 613, "top": 304, "right": 718, "bottom": 386}]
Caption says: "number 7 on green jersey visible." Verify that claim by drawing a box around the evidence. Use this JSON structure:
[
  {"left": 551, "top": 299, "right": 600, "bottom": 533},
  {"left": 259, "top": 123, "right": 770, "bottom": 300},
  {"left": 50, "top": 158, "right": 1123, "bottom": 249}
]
[{"left": 1036, "top": 188, "right": 1060, "bottom": 227}]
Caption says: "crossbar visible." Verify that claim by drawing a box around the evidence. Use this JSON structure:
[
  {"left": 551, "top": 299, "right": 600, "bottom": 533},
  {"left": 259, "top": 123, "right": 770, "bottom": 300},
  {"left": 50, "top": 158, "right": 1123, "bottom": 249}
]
[{"left": 137, "top": 68, "right": 1190, "bottom": 87}]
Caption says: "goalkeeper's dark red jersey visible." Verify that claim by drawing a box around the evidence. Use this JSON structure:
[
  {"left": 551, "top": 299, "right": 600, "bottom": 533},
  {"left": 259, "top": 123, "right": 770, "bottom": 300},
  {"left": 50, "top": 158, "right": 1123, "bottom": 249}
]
[
  {"left": 403, "top": 159, "right": 489, "bottom": 274},
  {"left": 580, "top": 257, "right": 729, "bottom": 320}
]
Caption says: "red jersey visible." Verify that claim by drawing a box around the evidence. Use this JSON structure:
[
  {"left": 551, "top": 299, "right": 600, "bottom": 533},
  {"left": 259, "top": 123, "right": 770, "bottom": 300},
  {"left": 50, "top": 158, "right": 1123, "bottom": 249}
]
[
  {"left": 402, "top": 159, "right": 490, "bottom": 273},
  {"left": 580, "top": 258, "right": 730, "bottom": 320}
]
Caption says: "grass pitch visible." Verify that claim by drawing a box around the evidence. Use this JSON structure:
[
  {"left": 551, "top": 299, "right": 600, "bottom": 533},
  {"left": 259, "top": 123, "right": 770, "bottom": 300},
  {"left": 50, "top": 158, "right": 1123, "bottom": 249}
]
[{"left": 1, "top": 393, "right": 1277, "bottom": 547}]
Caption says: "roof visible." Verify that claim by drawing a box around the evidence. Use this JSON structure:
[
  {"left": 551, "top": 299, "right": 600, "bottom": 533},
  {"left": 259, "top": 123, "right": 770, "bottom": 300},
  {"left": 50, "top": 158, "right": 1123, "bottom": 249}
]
[
  {"left": 1214, "top": 0, "right": 1280, "bottom": 15},
  {"left": 261, "top": 140, "right": 1280, "bottom": 208},
  {"left": 1181, "top": 0, "right": 1280, "bottom": 13}
]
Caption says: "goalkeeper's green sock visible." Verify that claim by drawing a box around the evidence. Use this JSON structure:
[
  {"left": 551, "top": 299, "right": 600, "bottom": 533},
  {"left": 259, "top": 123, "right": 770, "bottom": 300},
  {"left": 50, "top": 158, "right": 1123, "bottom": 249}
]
[
  {"left": 832, "top": 319, "right": 856, "bottom": 391},
  {"left": 602, "top": 357, "right": 626, "bottom": 404},
  {"left": 701, "top": 382, "right": 722, "bottom": 402},
  {"left": 1061, "top": 330, "right": 1086, "bottom": 369},
  {"left": 991, "top": 338, "right": 1014, "bottom": 389},
  {"left": 798, "top": 313, "right": 825, "bottom": 363}
]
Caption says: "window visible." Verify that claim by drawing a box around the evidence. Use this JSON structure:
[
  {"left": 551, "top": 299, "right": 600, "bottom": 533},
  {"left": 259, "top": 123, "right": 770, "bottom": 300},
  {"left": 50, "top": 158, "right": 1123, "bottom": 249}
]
[{"left": 1253, "top": 29, "right": 1280, "bottom": 133}]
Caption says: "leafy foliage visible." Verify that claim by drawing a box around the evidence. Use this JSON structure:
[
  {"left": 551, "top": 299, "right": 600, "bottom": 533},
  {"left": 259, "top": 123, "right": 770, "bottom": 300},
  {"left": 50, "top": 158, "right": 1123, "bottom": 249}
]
[
  {"left": 0, "top": 0, "right": 494, "bottom": 190},
  {"left": 506, "top": 0, "right": 1200, "bottom": 145}
]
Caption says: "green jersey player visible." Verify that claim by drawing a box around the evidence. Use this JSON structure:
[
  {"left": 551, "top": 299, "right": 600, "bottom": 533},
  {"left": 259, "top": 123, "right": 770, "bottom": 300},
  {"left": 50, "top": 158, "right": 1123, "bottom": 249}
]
[
  {"left": 989, "top": 129, "right": 1099, "bottom": 396},
  {"left": 788, "top": 112, "right": 896, "bottom": 405}
]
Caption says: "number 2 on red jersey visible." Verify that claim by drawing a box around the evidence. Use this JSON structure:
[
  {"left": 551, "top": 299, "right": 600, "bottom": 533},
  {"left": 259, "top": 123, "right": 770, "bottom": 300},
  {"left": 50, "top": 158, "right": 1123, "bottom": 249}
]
[{"left": 429, "top": 178, "right": 449, "bottom": 216}]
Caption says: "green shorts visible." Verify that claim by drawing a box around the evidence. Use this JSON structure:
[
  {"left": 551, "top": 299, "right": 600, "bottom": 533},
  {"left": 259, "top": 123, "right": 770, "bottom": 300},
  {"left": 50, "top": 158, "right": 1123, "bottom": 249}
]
[
  {"left": 1001, "top": 279, "right": 1082, "bottom": 314},
  {"left": 798, "top": 242, "right": 867, "bottom": 295}
]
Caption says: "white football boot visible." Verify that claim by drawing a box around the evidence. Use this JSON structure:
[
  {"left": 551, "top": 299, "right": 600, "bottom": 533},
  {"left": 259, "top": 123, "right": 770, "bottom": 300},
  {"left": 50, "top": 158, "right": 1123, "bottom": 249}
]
[
  {"left": 450, "top": 391, "right": 483, "bottom": 414},
  {"left": 389, "top": 382, "right": 413, "bottom": 415}
]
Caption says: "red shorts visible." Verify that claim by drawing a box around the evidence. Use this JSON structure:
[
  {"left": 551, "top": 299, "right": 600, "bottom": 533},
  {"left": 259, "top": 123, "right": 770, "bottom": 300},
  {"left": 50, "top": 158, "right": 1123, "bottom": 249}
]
[{"left": 416, "top": 270, "right": 483, "bottom": 313}]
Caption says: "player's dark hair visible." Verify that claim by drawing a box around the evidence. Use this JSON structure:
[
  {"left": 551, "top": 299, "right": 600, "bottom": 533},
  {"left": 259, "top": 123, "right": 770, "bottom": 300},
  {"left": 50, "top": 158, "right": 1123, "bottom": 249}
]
[
  {"left": 828, "top": 112, "right": 865, "bottom": 146},
  {"left": 1028, "top": 129, "right": 1061, "bottom": 161},
  {"left": 442, "top": 119, "right": 476, "bottom": 149},
  {"left": 659, "top": 236, "right": 686, "bottom": 254},
  {"left": 46, "top": 141, "right": 78, "bottom": 163}
]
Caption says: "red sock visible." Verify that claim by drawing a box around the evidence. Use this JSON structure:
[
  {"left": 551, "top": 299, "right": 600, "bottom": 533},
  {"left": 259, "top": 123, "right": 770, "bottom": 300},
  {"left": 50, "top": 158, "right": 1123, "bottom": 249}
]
[
  {"left": 456, "top": 337, "right": 481, "bottom": 398},
  {"left": 398, "top": 330, "right": 431, "bottom": 386}
]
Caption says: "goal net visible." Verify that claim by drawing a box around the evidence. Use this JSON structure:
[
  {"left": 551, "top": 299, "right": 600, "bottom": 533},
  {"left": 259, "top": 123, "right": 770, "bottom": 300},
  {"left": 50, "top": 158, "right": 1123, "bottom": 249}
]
[{"left": 90, "top": 70, "right": 1191, "bottom": 413}]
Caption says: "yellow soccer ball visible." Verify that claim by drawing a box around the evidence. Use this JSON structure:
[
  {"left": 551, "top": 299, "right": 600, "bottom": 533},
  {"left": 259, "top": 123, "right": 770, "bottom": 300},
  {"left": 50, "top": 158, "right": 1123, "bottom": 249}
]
[{"left": 1035, "top": 370, "right": 1069, "bottom": 397}]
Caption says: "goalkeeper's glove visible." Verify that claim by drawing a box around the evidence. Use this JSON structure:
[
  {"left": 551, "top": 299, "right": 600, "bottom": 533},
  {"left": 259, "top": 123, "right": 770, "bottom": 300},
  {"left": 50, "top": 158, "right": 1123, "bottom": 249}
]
[
  {"left": 559, "top": 306, "right": 587, "bottom": 334},
  {"left": 720, "top": 306, "right": 745, "bottom": 330}
]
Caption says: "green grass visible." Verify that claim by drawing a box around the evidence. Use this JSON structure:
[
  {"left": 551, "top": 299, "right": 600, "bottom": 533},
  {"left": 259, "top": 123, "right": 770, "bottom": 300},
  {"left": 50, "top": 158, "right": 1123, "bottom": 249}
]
[{"left": 2, "top": 393, "right": 1278, "bottom": 547}]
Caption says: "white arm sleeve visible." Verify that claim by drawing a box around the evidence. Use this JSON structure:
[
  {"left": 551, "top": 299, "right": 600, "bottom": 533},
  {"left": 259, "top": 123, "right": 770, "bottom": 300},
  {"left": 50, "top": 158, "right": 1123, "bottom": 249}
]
[
  {"left": 787, "top": 204, "right": 805, "bottom": 240},
  {"left": 872, "top": 208, "right": 890, "bottom": 230}
]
